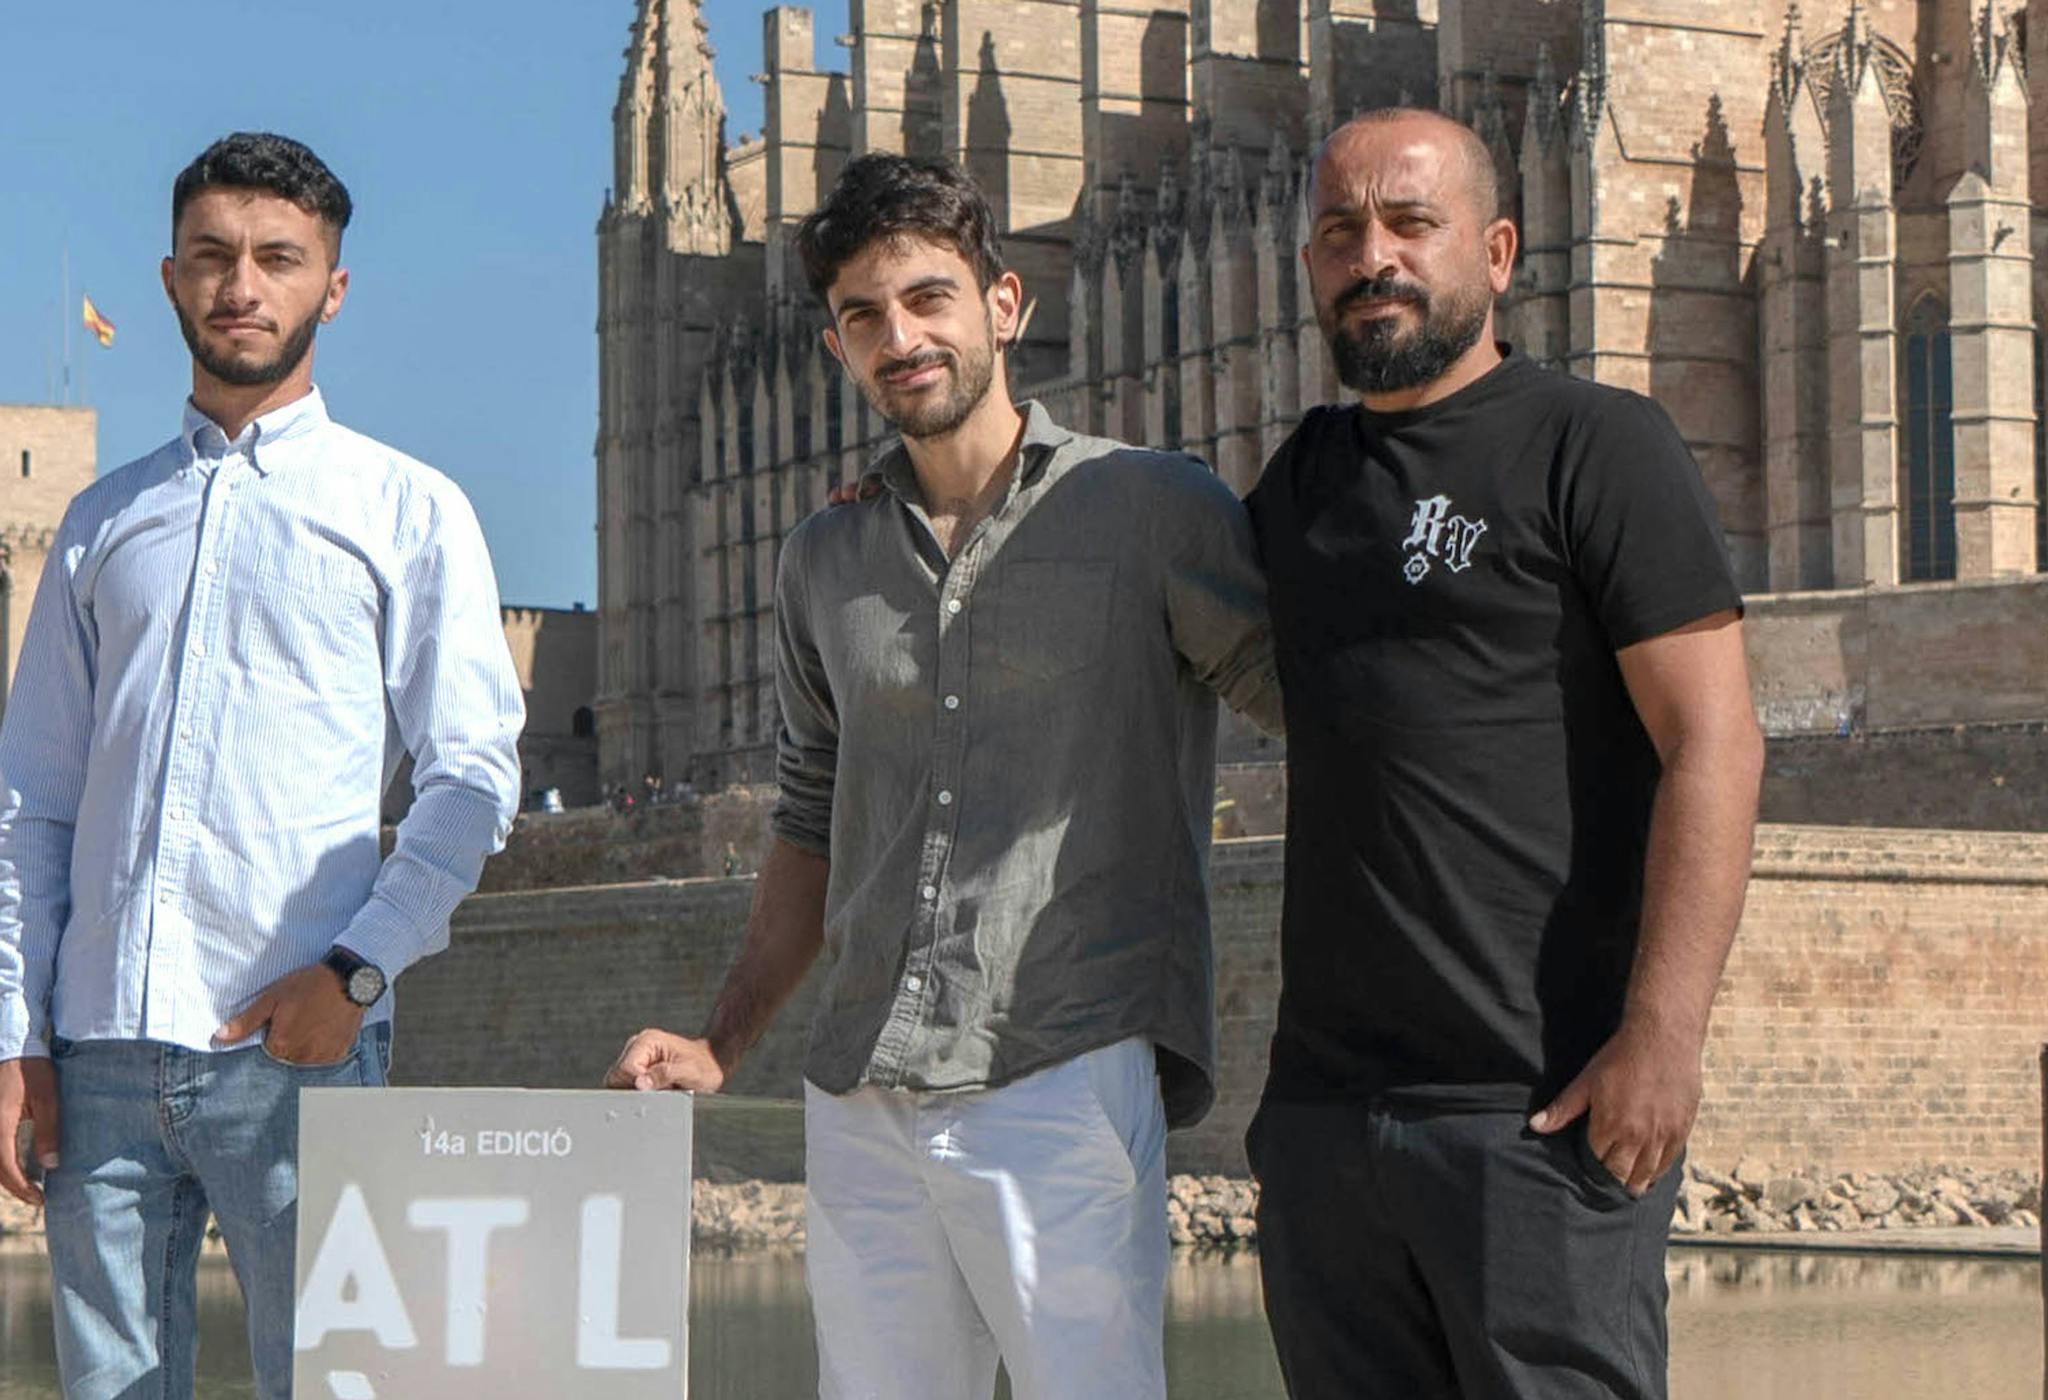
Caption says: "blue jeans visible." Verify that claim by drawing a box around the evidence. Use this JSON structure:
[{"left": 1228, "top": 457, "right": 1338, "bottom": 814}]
[{"left": 43, "top": 1024, "right": 391, "bottom": 1400}]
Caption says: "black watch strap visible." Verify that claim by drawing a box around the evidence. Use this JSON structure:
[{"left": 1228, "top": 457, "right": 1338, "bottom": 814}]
[{"left": 322, "top": 946, "right": 387, "bottom": 1007}]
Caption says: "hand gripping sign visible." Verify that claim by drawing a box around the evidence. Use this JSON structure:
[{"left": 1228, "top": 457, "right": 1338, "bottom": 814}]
[{"left": 294, "top": 1088, "right": 692, "bottom": 1399}]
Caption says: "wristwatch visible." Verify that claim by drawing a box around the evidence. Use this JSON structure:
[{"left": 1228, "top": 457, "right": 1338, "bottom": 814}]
[{"left": 321, "top": 946, "right": 387, "bottom": 1008}]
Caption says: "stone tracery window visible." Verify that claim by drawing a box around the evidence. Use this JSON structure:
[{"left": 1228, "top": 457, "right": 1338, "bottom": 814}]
[
  {"left": 1901, "top": 295, "right": 1956, "bottom": 581},
  {"left": 1803, "top": 32, "right": 1924, "bottom": 188}
]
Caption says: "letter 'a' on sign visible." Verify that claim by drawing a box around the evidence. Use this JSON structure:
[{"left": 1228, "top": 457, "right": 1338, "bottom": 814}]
[
  {"left": 296, "top": 1183, "right": 420, "bottom": 1353},
  {"left": 295, "top": 1087, "right": 691, "bottom": 1398}
]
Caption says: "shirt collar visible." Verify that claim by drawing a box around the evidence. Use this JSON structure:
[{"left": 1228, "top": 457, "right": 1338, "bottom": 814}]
[
  {"left": 874, "top": 399, "right": 1074, "bottom": 501},
  {"left": 179, "top": 387, "right": 330, "bottom": 476}
]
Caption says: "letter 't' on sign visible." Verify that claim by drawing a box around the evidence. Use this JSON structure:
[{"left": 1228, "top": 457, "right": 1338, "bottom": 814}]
[
  {"left": 296, "top": 1183, "right": 420, "bottom": 1353},
  {"left": 409, "top": 1197, "right": 532, "bottom": 1365}
]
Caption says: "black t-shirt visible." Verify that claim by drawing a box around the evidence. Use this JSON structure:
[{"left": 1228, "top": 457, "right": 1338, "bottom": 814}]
[{"left": 1245, "top": 348, "right": 1742, "bottom": 1110}]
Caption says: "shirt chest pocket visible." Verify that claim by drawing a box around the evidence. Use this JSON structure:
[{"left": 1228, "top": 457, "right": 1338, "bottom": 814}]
[
  {"left": 233, "top": 546, "right": 383, "bottom": 693},
  {"left": 990, "top": 557, "right": 1117, "bottom": 681}
]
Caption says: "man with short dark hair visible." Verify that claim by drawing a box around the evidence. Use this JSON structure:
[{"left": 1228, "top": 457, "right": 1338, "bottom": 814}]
[
  {"left": 1245, "top": 108, "right": 1764, "bottom": 1399},
  {"left": 0, "top": 132, "right": 523, "bottom": 1400},
  {"left": 607, "top": 153, "right": 1280, "bottom": 1400}
]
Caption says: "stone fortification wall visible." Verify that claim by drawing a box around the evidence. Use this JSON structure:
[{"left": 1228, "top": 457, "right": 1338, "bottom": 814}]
[
  {"left": 1739, "top": 578, "right": 2048, "bottom": 830},
  {"left": 474, "top": 786, "right": 783, "bottom": 892},
  {"left": 1761, "top": 723, "right": 2048, "bottom": 831},
  {"left": 399, "top": 826, "right": 2048, "bottom": 1178},
  {"left": 1743, "top": 578, "right": 2048, "bottom": 738},
  {"left": 495, "top": 578, "right": 2045, "bottom": 889}
]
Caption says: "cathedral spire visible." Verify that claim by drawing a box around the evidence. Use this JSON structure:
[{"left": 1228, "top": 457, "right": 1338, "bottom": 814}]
[
  {"left": 612, "top": 1, "right": 659, "bottom": 212},
  {"left": 611, "top": 0, "right": 733, "bottom": 251}
]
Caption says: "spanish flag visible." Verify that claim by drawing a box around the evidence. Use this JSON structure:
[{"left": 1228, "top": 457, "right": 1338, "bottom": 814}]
[{"left": 82, "top": 295, "right": 115, "bottom": 348}]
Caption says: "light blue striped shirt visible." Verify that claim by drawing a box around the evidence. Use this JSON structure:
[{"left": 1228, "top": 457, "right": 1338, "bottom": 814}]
[{"left": 0, "top": 388, "right": 524, "bottom": 1060}]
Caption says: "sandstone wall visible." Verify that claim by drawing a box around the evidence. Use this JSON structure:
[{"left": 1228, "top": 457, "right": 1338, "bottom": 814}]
[
  {"left": 0, "top": 405, "right": 95, "bottom": 720},
  {"left": 399, "top": 826, "right": 2048, "bottom": 1178},
  {"left": 501, "top": 605, "right": 601, "bottom": 806},
  {"left": 1691, "top": 825, "right": 2048, "bottom": 1172},
  {"left": 0, "top": 405, "right": 96, "bottom": 531}
]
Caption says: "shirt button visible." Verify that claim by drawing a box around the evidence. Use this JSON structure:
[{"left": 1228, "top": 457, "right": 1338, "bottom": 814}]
[
  {"left": 203, "top": 560, "right": 219, "bottom": 577},
  {"left": 921, "top": 884, "right": 937, "bottom": 901},
  {"left": 168, "top": 806, "right": 186, "bottom": 822},
  {"left": 943, "top": 695, "right": 960, "bottom": 710},
  {"left": 180, "top": 726, "right": 195, "bottom": 740},
  {"left": 937, "top": 790, "right": 953, "bottom": 806},
  {"left": 904, "top": 974, "right": 924, "bottom": 993},
  {"left": 157, "top": 891, "right": 172, "bottom": 905},
  {"left": 189, "top": 641, "right": 207, "bottom": 658},
  {"left": 946, "top": 599, "right": 962, "bottom": 615}
]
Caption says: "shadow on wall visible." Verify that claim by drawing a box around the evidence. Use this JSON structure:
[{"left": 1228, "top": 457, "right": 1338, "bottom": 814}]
[
  {"left": 1646, "top": 94, "right": 1765, "bottom": 591},
  {"left": 968, "top": 32, "right": 1010, "bottom": 231},
  {"left": 904, "top": 4, "right": 944, "bottom": 157},
  {"left": 1088, "top": 12, "right": 1195, "bottom": 214},
  {"left": 817, "top": 73, "right": 853, "bottom": 202}
]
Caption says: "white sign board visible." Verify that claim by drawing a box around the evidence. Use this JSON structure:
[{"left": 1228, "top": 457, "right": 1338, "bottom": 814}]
[{"left": 293, "top": 1087, "right": 692, "bottom": 1399}]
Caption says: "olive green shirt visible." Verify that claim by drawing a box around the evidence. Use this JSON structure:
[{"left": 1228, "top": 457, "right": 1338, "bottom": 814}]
[{"left": 770, "top": 401, "right": 1282, "bottom": 1127}]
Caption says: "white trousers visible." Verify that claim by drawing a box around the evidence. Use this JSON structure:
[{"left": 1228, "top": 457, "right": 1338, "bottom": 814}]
[{"left": 803, "top": 1037, "right": 1170, "bottom": 1400}]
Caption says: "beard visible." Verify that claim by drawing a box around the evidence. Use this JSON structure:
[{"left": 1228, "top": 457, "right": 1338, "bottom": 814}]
[
  {"left": 175, "top": 300, "right": 321, "bottom": 388},
  {"left": 854, "top": 315, "right": 998, "bottom": 441},
  {"left": 1320, "top": 273, "right": 1490, "bottom": 396}
]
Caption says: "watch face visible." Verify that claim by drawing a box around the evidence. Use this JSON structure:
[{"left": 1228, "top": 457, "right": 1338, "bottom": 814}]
[{"left": 347, "top": 965, "right": 385, "bottom": 1005}]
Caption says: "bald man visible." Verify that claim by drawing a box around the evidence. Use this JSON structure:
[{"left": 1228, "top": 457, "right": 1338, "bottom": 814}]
[{"left": 1241, "top": 108, "right": 1763, "bottom": 1398}]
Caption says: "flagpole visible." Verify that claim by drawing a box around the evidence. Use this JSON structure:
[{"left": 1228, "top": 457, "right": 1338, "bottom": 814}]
[{"left": 61, "top": 245, "right": 72, "bottom": 406}]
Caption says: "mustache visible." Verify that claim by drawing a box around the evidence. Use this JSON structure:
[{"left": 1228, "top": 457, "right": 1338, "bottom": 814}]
[
  {"left": 876, "top": 349, "right": 952, "bottom": 378},
  {"left": 1334, "top": 276, "right": 1429, "bottom": 315},
  {"left": 207, "top": 313, "right": 279, "bottom": 331}
]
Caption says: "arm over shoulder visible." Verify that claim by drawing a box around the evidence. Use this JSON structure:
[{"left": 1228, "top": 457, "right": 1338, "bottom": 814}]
[{"left": 1151, "top": 454, "right": 1284, "bottom": 736}]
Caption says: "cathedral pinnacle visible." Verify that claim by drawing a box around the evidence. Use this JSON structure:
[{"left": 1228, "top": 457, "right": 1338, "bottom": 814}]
[
  {"left": 1473, "top": 62, "right": 1510, "bottom": 157},
  {"left": 1971, "top": 0, "right": 1999, "bottom": 80},
  {"left": 1968, "top": 0, "right": 2025, "bottom": 85},
  {"left": 1153, "top": 160, "right": 1185, "bottom": 270},
  {"left": 1111, "top": 170, "right": 1147, "bottom": 276},
  {"left": 1526, "top": 44, "right": 1562, "bottom": 151},
  {"left": 1571, "top": 0, "right": 1609, "bottom": 148},
  {"left": 1261, "top": 130, "right": 1297, "bottom": 218},
  {"left": 1772, "top": 2, "right": 1807, "bottom": 108},
  {"left": 1828, "top": 0, "right": 1876, "bottom": 98}
]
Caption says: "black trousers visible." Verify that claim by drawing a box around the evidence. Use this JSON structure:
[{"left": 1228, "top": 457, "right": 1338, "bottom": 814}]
[{"left": 1248, "top": 1099, "right": 1679, "bottom": 1400}]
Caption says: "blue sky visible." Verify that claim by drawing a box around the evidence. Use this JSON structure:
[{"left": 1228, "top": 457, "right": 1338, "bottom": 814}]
[{"left": 3, "top": 0, "right": 843, "bottom": 609}]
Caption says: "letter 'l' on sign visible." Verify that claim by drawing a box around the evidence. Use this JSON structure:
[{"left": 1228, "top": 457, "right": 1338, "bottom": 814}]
[
  {"left": 294, "top": 1087, "right": 692, "bottom": 1398},
  {"left": 580, "top": 1194, "right": 674, "bottom": 1369}
]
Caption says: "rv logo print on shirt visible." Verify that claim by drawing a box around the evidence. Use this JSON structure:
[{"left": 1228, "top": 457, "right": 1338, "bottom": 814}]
[{"left": 1400, "top": 494, "right": 1488, "bottom": 585}]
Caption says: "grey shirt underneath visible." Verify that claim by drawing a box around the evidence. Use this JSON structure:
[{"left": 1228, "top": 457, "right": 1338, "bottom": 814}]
[{"left": 770, "top": 401, "right": 1282, "bottom": 1127}]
